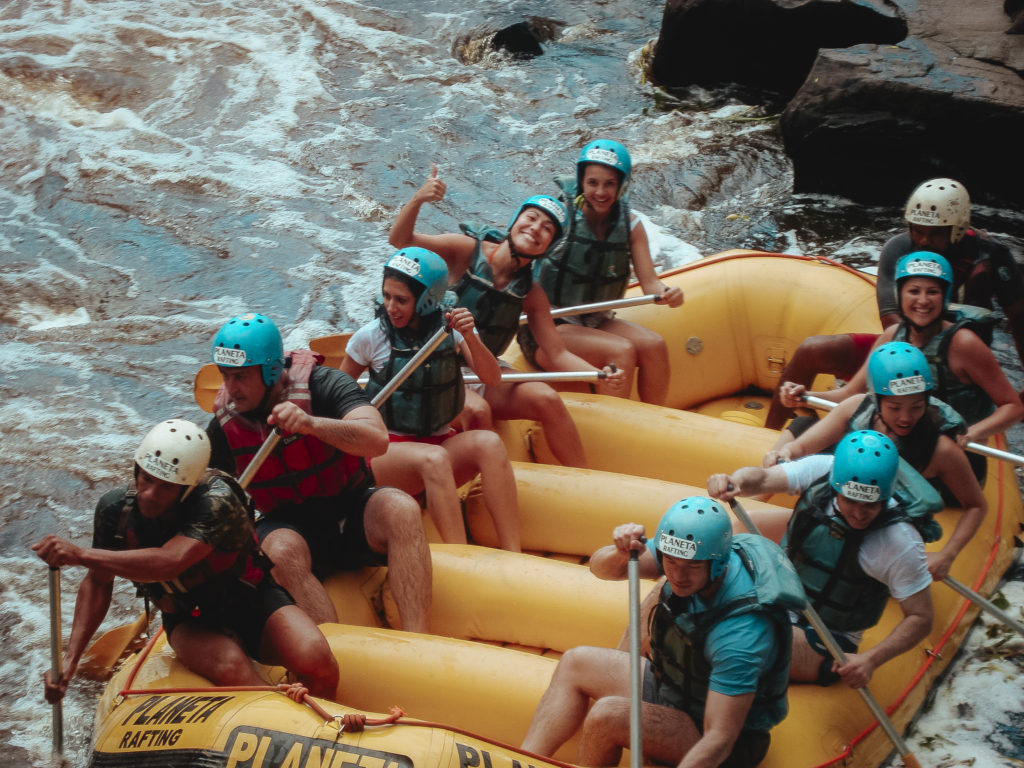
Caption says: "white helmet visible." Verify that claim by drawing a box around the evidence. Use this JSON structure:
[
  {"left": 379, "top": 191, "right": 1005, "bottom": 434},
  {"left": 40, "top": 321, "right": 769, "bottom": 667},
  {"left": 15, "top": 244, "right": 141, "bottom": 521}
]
[
  {"left": 133, "top": 419, "right": 211, "bottom": 497},
  {"left": 904, "top": 178, "right": 970, "bottom": 243}
]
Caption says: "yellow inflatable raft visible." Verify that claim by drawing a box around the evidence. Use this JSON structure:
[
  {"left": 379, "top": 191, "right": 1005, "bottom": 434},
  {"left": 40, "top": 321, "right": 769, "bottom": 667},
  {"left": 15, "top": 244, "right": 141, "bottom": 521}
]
[{"left": 91, "top": 251, "right": 1024, "bottom": 768}]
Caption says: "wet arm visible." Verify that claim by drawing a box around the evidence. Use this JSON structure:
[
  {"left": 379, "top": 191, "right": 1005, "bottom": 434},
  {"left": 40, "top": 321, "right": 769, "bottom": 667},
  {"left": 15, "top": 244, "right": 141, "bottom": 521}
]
[
  {"left": 679, "top": 691, "right": 753, "bottom": 768},
  {"left": 928, "top": 438, "right": 987, "bottom": 580}
]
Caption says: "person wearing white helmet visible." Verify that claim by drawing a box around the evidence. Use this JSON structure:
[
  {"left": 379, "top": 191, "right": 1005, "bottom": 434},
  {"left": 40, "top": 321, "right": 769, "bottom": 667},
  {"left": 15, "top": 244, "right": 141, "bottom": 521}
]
[
  {"left": 710, "top": 430, "right": 935, "bottom": 690},
  {"left": 523, "top": 497, "right": 800, "bottom": 768},
  {"left": 33, "top": 419, "right": 339, "bottom": 705},
  {"left": 766, "top": 177, "right": 1024, "bottom": 430},
  {"left": 388, "top": 164, "right": 628, "bottom": 469}
]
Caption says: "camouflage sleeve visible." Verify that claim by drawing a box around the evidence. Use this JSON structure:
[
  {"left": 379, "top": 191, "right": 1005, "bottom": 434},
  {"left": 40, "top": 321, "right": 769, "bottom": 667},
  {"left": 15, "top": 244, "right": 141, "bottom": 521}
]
[{"left": 179, "top": 476, "right": 254, "bottom": 553}]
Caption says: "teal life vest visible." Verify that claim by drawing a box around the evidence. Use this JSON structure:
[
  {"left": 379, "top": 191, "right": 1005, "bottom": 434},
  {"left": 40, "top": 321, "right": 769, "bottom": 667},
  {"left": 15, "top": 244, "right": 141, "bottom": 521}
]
[
  {"left": 784, "top": 473, "right": 939, "bottom": 633},
  {"left": 537, "top": 176, "right": 633, "bottom": 308},
  {"left": 365, "top": 311, "right": 465, "bottom": 437},
  {"left": 648, "top": 535, "right": 804, "bottom": 729},
  {"left": 453, "top": 222, "right": 535, "bottom": 357},
  {"left": 848, "top": 395, "right": 965, "bottom": 474},
  {"left": 895, "top": 307, "right": 1000, "bottom": 427}
]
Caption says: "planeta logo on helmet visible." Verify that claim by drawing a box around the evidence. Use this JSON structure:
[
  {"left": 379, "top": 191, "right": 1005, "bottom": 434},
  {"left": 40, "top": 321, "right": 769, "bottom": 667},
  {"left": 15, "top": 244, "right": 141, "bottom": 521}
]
[
  {"left": 907, "top": 261, "right": 945, "bottom": 278},
  {"left": 584, "top": 147, "right": 621, "bottom": 168},
  {"left": 213, "top": 347, "right": 248, "bottom": 367},
  {"left": 840, "top": 481, "right": 882, "bottom": 503},
  {"left": 389, "top": 254, "right": 422, "bottom": 278},
  {"left": 533, "top": 196, "right": 565, "bottom": 222},
  {"left": 658, "top": 533, "right": 698, "bottom": 560},
  {"left": 138, "top": 451, "right": 181, "bottom": 481},
  {"left": 888, "top": 375, "right": 927, "bottom": 395}
]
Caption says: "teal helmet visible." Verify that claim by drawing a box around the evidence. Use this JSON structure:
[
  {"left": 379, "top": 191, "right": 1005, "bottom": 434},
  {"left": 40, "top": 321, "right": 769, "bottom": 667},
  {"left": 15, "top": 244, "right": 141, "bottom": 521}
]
[
  {"left": 830, "top": 430, "right": 899, "bottom": 503},
  {"left": 654, "top": 496, "right": 732, "bottom": 581},
  {"left": 384, "top": 247, "right": 450, "bottom": 315},
  {"left": 211, "top": 313, "right": 285, "bottom": 387},
  {"left": 895, "top": 251, "right": 954, "bottom": 307},
  {"left": 867, "top": 342, "right": 933, "bottom": 397},
  {"left": 507, "top": 195, "right": 570, "bottom": 246},
  {"left": 576, "top": 139, "right": 632, "bottom": 197}
]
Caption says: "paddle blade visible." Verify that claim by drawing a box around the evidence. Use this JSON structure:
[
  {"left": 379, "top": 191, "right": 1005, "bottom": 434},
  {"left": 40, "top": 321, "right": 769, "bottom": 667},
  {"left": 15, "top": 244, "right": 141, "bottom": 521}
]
[
  {"left": 193, "top": 364, "right": 222, "bottom": 413},
  {"left": 78, "top": 611, "right": 150, "bottom": 680},
  {"left": 309, "top": 333, "right": 352, "bottom": 370}
]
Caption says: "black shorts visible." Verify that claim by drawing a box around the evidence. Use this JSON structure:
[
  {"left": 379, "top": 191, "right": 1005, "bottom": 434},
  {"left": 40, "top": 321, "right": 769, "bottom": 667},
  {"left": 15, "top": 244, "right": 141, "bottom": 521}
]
[
  {"left": 161, "top": 573, "right": 294, "bottom": 661},
  {"left": 256, "top": 487, "right": 388, "bottom": 580},
  {"left": 795, "top": 617, "right": 860, "bottom": 686},
  {"left": 641, "top": 662, "right": 771, "bottom": 767}
]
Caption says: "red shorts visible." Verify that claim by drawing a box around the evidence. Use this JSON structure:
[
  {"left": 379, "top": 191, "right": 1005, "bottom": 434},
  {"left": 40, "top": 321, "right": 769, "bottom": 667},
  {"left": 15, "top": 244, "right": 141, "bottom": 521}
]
[
  {"left": 388, "top": 428, "right": 457, "bottom": 446},
  {"left": 840, "top": 333, "right": 879, "bottom": 379}
]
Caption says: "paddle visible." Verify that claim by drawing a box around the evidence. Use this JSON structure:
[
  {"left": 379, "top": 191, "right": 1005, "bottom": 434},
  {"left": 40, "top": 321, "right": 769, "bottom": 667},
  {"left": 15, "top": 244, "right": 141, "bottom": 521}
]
[
  {"left": 802, "top": 394, "right": 1024, "bottom": 468},
  {"left": 627, "top": 545, "right": 643, "bottom": 768},
  {"left": 194, "top": 361, "right": 607, "bottom": 412},
  {"left": 800, "top": 393, "right": 1024, "bottom": 635},
  {"left": 728, "top": 496, "right": 923, "bottom": 768},
  {"left": 518, "top": 293, "right": 660, "bottom": 324},
  {"left": 48, "top": 567, "right": 63, "bottom": 755},
  {"left": 77, "top": 425, "right": 285, "bottom": 680}
]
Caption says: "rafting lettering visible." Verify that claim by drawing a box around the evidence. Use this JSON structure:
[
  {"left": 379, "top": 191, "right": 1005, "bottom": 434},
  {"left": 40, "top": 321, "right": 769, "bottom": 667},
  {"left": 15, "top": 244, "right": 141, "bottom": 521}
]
[
  {"left": 456, "top": 743, "right": 542, "bottom": 768},
  {"left": 118, "top": 728, "right": 183, "bottom": 749},
  {"left": 120, "top": 694, "right": 231, "bottom": 727},
  {"left": 224, "top": 727, "right": 413, "bottom": 768}
]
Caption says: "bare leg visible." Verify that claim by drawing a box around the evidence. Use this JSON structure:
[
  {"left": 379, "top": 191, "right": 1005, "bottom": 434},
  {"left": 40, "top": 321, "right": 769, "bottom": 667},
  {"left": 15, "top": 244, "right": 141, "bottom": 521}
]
[
  {"left": 521, "top": 646, "right": 631, "bottom": 756},
  {"left": 371, "top": 442, "right": 468, "bottom": 544},
  {"left": 578, "top": 696, "right": 699, "bottom": 767},
  {"left": 445, "top": 430, "right": 521, "bottom": 552},
  {"left": 458, "top": 386, "right": 493, "bottom": 432},
  {"left": 789, "top": 626, "right": 832, "bottom": 683},
  {"left": 594, "top": 317, "right": 671, "bottom": 406},
  {"left": 765, "top": 334, "right": 858, "bottom": 430},
  {"left": 168, "top": 623, "right": 266, "bottom": 686},
  {"left": 261, "top": 528, "right": 338, "bottom": 624},
  {"left": 485, "top": 380, "right": 588, "bottom": 468},
  {"left": 362, "top": 487, "right": 432, "bottom": 633},
  {"left": 259, "top": 605, "right": 339, "bottom": 699},
  {"left": 538, "top": 324, "right": 638, "bottom": 400}
]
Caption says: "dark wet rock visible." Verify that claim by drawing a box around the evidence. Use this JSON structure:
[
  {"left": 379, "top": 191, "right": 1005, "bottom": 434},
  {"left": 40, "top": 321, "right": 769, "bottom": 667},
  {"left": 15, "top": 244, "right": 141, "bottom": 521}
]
[
  {"left": 649, "top": 0, "right": 907, "bottom": 100},
  {"left": 648, "top": 0, "right": 1024, "bottom": 209},
  {"left": 492, "top": 22, "right": 544, "bottom": 59},
  {"left": 781, "top": 40, "right": 1024, "bottom": 209}
]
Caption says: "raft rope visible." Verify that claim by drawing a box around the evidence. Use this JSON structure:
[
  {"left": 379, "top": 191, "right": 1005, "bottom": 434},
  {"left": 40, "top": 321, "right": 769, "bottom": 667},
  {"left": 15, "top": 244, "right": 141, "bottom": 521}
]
[{"left": 114, "top": 626, "right": 579, "bottom": 767}]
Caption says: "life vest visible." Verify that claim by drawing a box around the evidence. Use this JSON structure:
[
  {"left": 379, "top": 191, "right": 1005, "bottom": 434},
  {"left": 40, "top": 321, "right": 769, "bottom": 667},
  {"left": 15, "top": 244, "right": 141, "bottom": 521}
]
[
  {"left": 895, "top": 308, "right": 998, "bottom": 426},
  {"left": 537, "top": 176, "right": 633, "bottom": 308},
  {"left": 648, "top": 535, "right": 803, "bottom": 729},
  {"left": 453, "top": 222, "right": 534, "bottom": 357},
  {"left": 784, "top": 474, "right": 938, "bottom": 633},
  {"left": 848, "top": 396, "right": 965, "bottom": 473},
  {"left": 365, "top": 312, "right": 465, "bottom": 436},
  {"left": 110, "top": 470, "right": 271, "bottom": 608},
  {"left": 215, "top": 350, "right": 372, "bottom": 516}
]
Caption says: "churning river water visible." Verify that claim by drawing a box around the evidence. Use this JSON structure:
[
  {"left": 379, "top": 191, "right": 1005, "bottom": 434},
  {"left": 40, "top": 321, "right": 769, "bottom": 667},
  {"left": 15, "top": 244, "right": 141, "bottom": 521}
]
[{"left": 1, "top": 1, "right": 1022, "bottom": 766}]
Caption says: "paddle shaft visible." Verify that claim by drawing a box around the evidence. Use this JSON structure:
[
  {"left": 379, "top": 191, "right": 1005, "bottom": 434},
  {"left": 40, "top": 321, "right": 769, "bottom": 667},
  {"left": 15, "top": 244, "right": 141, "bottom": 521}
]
[
  {"left": 802, "top": 394, "right": 1024, "bottom": 467},
  {"left": 48, "top": 566, "right": 64, "bottom": 754},
  {"left": 944, "top": 576, "right": 1024, "bottom": 637},
  {"left": 728, "top": 498, "right": 921, "bottom": 768},
  {"left": 518, "top": 294, "right": 659, "bottom": 324},
  {"left": 369, "top": 324, "right": 450, "bottom": 408},
  {"left": 356, "top": 369, "right": 607, "bottom": 386},
  {"left": 628, "top": 547, "right": 643, "bottom": 768}
]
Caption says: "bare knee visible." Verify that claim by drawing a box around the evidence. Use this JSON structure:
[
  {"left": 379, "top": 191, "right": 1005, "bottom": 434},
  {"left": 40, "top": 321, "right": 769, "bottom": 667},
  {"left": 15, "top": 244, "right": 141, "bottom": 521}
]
[
  {"left": 582, "top": 696, "right": 628, "bottom": 738},
  {"left": 417, "top": 445, "right": 456, "bottom": 484}
]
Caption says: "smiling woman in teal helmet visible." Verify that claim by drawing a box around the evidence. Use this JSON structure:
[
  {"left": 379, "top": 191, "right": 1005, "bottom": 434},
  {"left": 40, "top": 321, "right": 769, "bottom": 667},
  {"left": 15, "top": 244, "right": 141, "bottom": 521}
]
[
  {"left": 388, "top": 164, "right": 629, "bottom": 470},
  {"left": 520, "top": 139, "right": 684, "bottom": 406},
  {"left": 780, "top": 251, "right": 1024, "bottom": 453},
  {"left": 765, "top": 341, "right": 986, "bottom": 582}
]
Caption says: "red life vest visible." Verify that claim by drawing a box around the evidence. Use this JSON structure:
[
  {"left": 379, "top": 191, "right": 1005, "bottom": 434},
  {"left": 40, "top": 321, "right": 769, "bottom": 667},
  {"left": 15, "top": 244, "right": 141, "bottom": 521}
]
[{"left": 215, "top": 350, "right": 371, "bottom": 516}]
